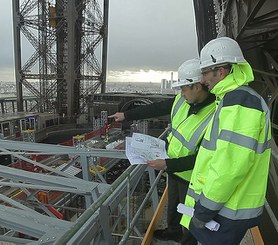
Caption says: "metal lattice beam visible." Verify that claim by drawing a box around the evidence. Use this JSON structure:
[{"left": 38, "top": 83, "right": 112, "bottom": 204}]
[{"left": 12, "top": 0, "right": 108, "bottom": 118}]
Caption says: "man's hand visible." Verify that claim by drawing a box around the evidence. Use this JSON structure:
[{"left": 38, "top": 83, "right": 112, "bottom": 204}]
[
  {"left": 191, "top": 216, "right": 206, "bottom": 229},
  {"left": 147, "top": 159, "right": 166, "bottom": 170},
  {"left": 108, "top": 112, "right": 125, "bottom": 122}
]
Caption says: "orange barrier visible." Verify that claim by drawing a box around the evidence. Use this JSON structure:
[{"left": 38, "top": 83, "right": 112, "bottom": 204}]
[{"left": 47, "top": 206, "right": 64, "bottom": 219}]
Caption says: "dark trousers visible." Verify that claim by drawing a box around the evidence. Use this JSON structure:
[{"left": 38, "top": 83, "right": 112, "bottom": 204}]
[
  {"left": 189, "top": 214, "right": 261, "bottom": 245},
  {"left": 167, "top": 174, "right": 189, "bottom": 232}
]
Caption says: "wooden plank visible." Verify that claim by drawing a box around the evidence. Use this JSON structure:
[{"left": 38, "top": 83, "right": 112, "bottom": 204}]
[
  {"left": 142, "top": 185, "right": 168, "bottom": 245},
  {"left": 250, "top": 226, "right": 264, "bottom": 245},
  {"left": 141, "top": 186, "right": 264, "bottom": 245}
]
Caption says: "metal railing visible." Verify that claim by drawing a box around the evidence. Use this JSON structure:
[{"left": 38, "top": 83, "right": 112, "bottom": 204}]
[{"left": 0, "top": 128, "right": 169, "bottom": 244}]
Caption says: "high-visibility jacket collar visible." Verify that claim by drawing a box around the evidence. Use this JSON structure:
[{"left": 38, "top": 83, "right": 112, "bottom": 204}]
[{"left": 211, "top": 62, "right": 254, "bottom": 98}]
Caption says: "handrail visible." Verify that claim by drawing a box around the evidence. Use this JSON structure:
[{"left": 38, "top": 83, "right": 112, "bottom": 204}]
[
  {"left": 142, "top": 185, "right": 168, "bottom": 245},
  {"left": 119, "top": 169, "right": 164, "bottom": 244},
  {"left": 250, "top": 226, "right": 264, "bottom": 245},
  {"left": 55, "top": 164, "right": 137, "bottom": 244},
  {"left": 56, "top": 128, "right": 170, "bottom": 244}
]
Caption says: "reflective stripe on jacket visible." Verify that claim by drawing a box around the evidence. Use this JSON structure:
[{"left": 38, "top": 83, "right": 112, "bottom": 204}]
[
  {"left": 167, "top": 93, "right": 215, "bottom": 181},
  {"left": 180, "top": 83, "right": 271, "bottom": 229}
]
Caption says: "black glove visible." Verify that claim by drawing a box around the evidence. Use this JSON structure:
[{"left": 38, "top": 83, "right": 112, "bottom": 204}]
[{"left": 191, "top": 216, "right": 206, "bottom": 229}]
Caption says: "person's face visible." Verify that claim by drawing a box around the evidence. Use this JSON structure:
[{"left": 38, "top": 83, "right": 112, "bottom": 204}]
[
  {"left": 180, "top": 84, "right": 198, "bottom": 104},
  {"left": 201, "top": 67, "right": 229, "bottom": 91},
  {"left": 201, "top": 69, "right": 221, "bottom": 91}
]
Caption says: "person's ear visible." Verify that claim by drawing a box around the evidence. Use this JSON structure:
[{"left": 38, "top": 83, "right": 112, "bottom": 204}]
[
  {"left": 218, "top": 67, "right": 229, "bottom": 79},
  {"left": 194, "top": 83, "right": 202, "bottom": 91}
]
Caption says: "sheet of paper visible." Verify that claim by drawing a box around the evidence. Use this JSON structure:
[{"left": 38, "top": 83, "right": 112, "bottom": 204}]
[
  {"left": 125, "top": 133, "right": 168, "bottom": 165},
  {"left": 177, "top": 203, "right": 220, "bottom": 231},
  {"left": 125, "top": 137, "right": 147, "bottom": 165}
]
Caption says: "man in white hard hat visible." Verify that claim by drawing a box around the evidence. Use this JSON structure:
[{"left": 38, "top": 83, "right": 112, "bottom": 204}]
[
  {"left": 110, "top": 58, "right": 215, "bottom": 243},
  {"left": 180, "top": 37, "right": 271, "bottom": 244}
]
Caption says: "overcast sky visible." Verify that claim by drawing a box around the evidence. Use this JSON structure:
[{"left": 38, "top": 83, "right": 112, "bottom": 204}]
[{"left": 0, "top": 0, "right": 198, "bottom": 83}]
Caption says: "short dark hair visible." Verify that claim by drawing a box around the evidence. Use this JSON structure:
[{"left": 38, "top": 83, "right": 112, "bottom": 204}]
[{"left": 221, "top": 64, "right": 232, "bottom": 72}]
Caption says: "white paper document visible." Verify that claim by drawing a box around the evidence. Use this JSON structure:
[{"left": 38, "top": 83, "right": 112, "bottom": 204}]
[
  {"left": 125, "top": 133, "right": 168, "bottom": 165},
  {"left": 177, "top": 203, "right": 220, "bottom": 231}
]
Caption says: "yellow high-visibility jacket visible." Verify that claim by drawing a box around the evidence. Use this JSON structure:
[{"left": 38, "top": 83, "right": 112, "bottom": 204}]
[
  {"left": 180, "top": 63, "right": 271, "bottom": 229},
  {"left": 167, "top": 93, "right": 215, "bottom": 181}
]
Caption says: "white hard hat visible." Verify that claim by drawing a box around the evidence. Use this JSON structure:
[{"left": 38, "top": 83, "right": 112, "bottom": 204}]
[
  {"left": 200, "top": 37, "right": 246, "bottom": 71},
  {"left": 172, "top": 58, "right": 202, "bottom": 88}
]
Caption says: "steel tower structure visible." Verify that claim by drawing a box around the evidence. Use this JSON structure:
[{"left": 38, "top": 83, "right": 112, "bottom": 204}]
[
  {"left": 12, "top": 0, "right": 109, "bottom": 122},
  {"left": 193, "top": 0, "right": 278, "bottom": 139}
]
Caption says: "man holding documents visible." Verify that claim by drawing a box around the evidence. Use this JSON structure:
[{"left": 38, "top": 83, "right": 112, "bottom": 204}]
[
  {"left": 180, "top": 37, "right": 271, "bottom": 244},
  {"left": 109, "top": 58, "right": 215, "bottom": 244}
]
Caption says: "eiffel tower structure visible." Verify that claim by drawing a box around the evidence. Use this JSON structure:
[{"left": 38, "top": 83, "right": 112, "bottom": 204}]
[{"left": 12, "top": 0, "right": 109, "bottom": 122}]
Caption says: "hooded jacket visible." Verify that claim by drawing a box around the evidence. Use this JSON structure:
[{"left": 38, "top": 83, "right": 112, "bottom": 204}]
[{"left": 180, "top": 63, "right": 271, "bottom": 233}]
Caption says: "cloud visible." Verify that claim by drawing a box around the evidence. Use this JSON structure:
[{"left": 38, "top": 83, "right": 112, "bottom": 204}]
[
  {"left": 108, "top": 69, "right": 177, "bottom": 83},
  {"left": 0, "top": 1, "right": 13, "bottom": 68},
  {"left": 108, "top": 0, "right": 198, "bottom": 71},
  {"left": 0, "top": 0, "right": 198, "bottom": 82}
]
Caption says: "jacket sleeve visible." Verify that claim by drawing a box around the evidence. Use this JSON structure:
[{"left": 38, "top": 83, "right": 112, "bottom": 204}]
[
  {"left": 124, "top": 98, "right": 174, "bottom": 121},
  {"left": 165, "top": 155, "right": 196, "bottom": 173}
]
